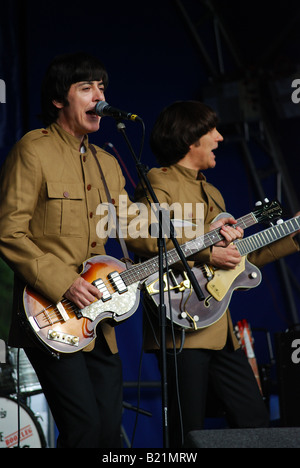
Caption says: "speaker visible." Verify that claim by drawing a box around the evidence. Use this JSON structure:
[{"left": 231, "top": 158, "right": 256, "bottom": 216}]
[
  {"left": 275, "top": 329, "right": 300, "bottom": 426},
  {"left": 185, "top": 428, "right": 300, "bottom": 448}
]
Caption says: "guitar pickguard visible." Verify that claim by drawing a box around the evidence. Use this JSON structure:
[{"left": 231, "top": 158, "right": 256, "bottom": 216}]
[
  {"left": 206, "top": 258, "right": 246, "bottom": 301},
  {"left": 80, "top": 282, "right": 140, "bottom": 322}
]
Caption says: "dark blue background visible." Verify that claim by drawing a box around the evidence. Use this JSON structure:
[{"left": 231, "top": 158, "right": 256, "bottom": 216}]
[{"left": 0, "top": 0, "right": 299, "bottom": 448}]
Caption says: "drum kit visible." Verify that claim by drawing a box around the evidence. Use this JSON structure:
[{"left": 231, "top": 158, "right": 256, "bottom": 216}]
[{"left": 0, "top": 346, "right": 49, "bottom": 448}]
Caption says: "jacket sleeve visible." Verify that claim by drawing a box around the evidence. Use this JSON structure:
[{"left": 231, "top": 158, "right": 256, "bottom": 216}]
[{"left": 0, "top": 141, "right": 79, "bottom": 303}]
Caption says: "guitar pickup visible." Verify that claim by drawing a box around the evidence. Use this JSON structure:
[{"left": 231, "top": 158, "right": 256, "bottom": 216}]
[
  {"left": 93, "top": 278, "right": 112, "bottom": 302},
  {"left": 200, "top": 263, "right": 214, "bottom": 280},
  {"left": 108, "top": 271, "right": 128, "bottom": 294}
]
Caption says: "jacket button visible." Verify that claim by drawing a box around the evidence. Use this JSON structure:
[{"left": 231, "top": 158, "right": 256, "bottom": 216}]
[
  {"left": 63, "top": 191, "right": 69, "bottom": 198},
  {"left": 87, "top": 184, "right": 92, "bottom": 191},
  {"left": 91, "top": 242, "right": 96, "bottom": 248}
]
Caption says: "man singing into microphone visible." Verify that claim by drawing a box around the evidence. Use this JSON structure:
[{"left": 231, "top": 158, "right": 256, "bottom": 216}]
[
  {"left": 0, "top": 52, "right": 125, "bottom": 448},
  {"left": 0, "top": 52, "right": 242, "bottom": 448}
]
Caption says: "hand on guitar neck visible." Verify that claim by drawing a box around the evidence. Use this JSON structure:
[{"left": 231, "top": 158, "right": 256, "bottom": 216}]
[
  {"left": 211, "top": 244, "right": 242, "bottom": 270},
  {"left": 209, "top": 216, "right": 244, "bottom": 247}
]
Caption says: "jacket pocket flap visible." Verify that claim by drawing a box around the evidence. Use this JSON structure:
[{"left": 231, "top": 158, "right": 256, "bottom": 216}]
[{"left": 46, "top": 182, "right": 84, "bottom": 200}]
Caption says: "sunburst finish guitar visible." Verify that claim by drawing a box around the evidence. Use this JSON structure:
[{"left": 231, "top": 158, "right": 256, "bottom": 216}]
[{"left": 23, "top": 201, "right": 281, "bottom": 354}]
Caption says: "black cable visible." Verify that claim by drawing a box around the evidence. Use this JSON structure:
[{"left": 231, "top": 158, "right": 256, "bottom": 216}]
[
  {"left": 130, "top": 326, "right": 145, "bottom": 448},
  {"left": 137, "top": 119, "right": 145, "bottom": 162},
  {"left": 163, "top": 237, "right": 185, "bottom": 447},
  {"left": 16, "top": 347, "right": 21, "bottom": 448}
]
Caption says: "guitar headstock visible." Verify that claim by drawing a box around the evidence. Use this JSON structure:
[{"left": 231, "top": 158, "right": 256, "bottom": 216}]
[{"left": 253, "top": 199, "right": 282, "bottom": 225}]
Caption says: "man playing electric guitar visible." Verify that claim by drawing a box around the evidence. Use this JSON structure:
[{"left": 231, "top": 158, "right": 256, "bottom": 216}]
[{"left": 135, "top": 100, "right": 300, "bottom": 447}]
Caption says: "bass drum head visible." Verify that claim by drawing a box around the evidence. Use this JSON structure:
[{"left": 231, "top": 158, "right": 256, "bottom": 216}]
[{"left": 0, "top": 396, "right": 46, "bottom": 448}]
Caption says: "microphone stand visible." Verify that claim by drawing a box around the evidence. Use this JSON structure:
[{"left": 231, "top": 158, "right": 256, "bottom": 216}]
[{"left": 116, "top": 120, "right": 205, "bottom": 448}]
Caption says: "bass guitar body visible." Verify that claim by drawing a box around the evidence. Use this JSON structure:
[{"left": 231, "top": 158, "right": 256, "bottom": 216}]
[
  {"left": 23, "top": 256, "right": 140, "bottom": 354},
  {"left": 144, "top": 257, "right": 262, "bottom": 331}
]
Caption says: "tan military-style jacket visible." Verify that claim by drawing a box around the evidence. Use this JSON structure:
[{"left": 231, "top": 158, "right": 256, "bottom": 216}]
[
  {"left": 135, "top": 164, "right": 299, "bottom": 351},
  {"left": 0, "top": 123, "right": 136, "bottom": 353}
]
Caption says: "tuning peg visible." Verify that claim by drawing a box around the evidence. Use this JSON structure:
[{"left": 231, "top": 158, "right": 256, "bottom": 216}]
[{"left": 255, "top": 198, "right": 270, "bottom": 206}]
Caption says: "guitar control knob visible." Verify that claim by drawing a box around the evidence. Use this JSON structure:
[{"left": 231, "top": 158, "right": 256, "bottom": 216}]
[
  {"left": 249, "top": 272, "right": 258, "bottom": 279},
  {"left": 180, "top": 312, "right": 187, "bottom": 319},
  {"left": 194, "top": 315, "right": 199, "bottom": 322},
  {"left": 276, "top": 219, "right": 284, "bottom": 224}
]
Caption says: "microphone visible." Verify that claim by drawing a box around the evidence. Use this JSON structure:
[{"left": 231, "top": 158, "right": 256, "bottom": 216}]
[{"left": 94, "top": 101, "right": 142, "bottom": 122}]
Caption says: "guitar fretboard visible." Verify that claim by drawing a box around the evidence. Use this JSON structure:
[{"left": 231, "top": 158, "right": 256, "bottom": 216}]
[
  {"left": 236, "top": 216, "right": 300, "bottom": 256},
  {"left": 122, "top": 211, "right": 259, "bottom": 286}
]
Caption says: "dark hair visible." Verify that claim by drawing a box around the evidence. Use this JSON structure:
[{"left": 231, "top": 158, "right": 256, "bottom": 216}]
[
  {"left": 150, "top": 101, "right": 218, "bottom": 166},
  {"left": 40, "top": 52, "right": 109, "bottom": 127}
]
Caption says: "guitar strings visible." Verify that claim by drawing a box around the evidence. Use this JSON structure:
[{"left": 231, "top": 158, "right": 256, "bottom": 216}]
[
  {"left": 36, "top": 212, "right": 263, "bottom": 322},
  {"left": 59, "top": 214, "right": 297, "bottom": 318},
  {"left": 122, "top": 212, "right": 257, "bottom": 285}
]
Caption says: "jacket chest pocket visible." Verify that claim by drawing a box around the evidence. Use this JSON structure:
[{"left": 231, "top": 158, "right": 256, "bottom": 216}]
[{"left": 44, "top": 182, "right": 85, "bottom": 237}]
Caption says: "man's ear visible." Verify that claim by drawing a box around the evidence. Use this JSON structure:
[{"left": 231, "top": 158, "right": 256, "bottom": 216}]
[{"left": 52, "top": 99, "right": 64, "bottom": 109}]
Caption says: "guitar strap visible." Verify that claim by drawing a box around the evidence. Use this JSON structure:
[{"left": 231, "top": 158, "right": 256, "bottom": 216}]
[
  {"left": 209, "top": 195, "right": 225, "bottom": 214},
  {"left": 89, "top": 144, "right": 132, "bottom": 269}
]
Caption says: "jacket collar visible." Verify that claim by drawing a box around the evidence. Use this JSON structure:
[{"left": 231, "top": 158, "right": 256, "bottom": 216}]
[
  {"left": 48, "top": 122, "right": 89, "bottom": 152},
  {"left": 173, "top": 163, "right": 206, "bottom": 181}
]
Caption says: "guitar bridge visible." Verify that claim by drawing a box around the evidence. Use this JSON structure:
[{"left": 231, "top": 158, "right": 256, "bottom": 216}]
[{"left": 31, "top": 302, "right": 71, "bottom": 329}]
